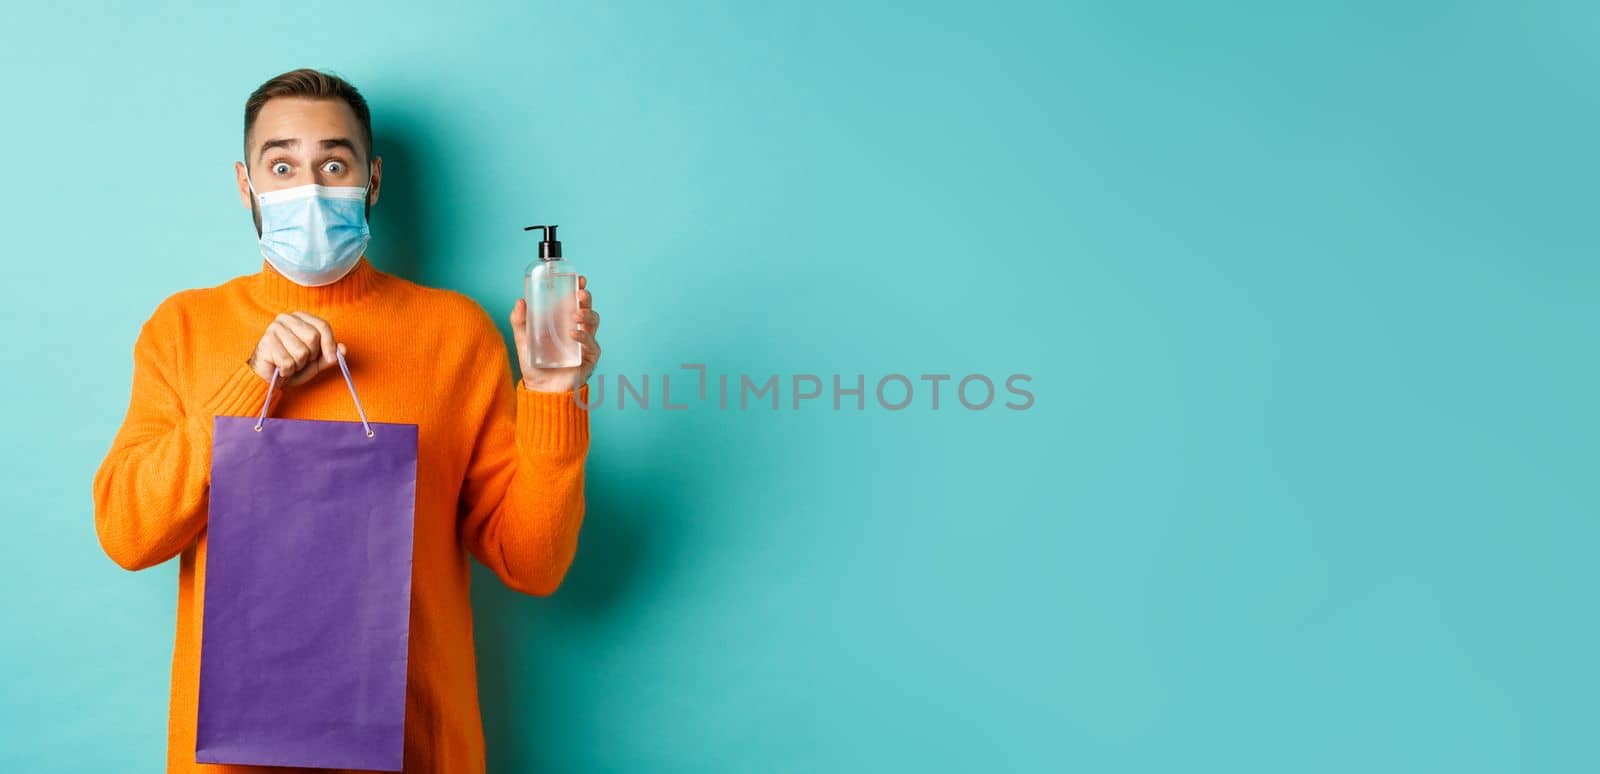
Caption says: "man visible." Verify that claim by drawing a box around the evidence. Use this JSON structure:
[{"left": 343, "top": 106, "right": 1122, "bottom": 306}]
[{"left": 92, "top": 68, "right": 601, "bottom": 772}]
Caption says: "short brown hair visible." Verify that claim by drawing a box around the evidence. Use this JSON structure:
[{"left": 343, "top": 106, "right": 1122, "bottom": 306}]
[{"left": 243, "top": 68, "right": 373, "bottom": 163}]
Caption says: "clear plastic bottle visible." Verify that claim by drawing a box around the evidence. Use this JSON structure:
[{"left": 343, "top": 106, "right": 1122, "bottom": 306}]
[{"left": 523, "top": 225, "right": 582, "bottom": 368}]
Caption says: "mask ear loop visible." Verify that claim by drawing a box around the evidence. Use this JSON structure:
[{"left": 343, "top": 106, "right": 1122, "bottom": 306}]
[
  {"left": 244, "top": 166, "right": 266, "bottom": 240},
  {"left": 360, "top": 161, "right": 375, "bottom": 221}
]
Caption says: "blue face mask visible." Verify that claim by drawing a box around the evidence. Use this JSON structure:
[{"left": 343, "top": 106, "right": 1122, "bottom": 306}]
[{"left": 245, "top": 167, "right": 372, "bottom": 286}]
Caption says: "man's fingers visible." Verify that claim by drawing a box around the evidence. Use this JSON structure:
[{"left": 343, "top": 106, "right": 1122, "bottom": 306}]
[
  {"left": 291, "top": 311, "right": 338, "bottom": 364},
  {"left": 510, "top": 298, "right": 529, "bottom": 354},
  {"left": 270, "top": 323, "right": 314, "bottom": 370},
  {"left": 274, "top": 314, "right": 321, "bottom": 357},
  {"left": 572, "top": 312, "right": 597, "bottom": 343},
  {"left": 277, "top": 312, "right": 331, "bottom": 365},
  {"left": 572, "top": 309, "right": 598, "bottom": 339},
  {"left": 577, "top": 287, "right": 592, "bottom": 309},
  {"left": 254, "top": 311, "right": 340, "bottom": 388},
  {"left": 261, "top": 335, "right": 295, "bottom": 377}
]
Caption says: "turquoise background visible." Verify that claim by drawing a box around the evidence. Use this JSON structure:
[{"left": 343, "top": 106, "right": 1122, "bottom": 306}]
[{"left": 1, "top": 1, "right": 1595, "bottom": 771}]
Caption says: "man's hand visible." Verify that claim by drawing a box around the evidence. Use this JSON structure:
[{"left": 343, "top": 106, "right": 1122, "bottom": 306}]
[
  {"left": 248, "top": 311, "right": 347, "bottom": 387},
  {"left": 511, "top": 274, "right": 601, "bottom": 392}
]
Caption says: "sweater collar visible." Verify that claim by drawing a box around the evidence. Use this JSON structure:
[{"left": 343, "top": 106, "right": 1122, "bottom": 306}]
[{"left": 250, "top": 254, "right": 385, "bottom": 309}]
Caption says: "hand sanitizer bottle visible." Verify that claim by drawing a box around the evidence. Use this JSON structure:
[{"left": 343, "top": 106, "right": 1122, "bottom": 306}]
[{"left": 523, "top": 224, "right": 582, "bottom": 368}]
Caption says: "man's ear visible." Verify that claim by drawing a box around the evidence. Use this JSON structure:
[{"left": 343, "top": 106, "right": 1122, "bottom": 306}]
[
  {"left": 367, "top": 155, "right": 382, "bottom": 207},
  {"left": 235, "top": 161, "right": 254, "bottom": 210}
]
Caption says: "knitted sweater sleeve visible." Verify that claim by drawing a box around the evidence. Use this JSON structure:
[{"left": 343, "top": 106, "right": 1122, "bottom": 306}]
[
  {"left": 92, "top": 299, "right": 283, "bottom": 571},
  {"left": 457, "top": 319, "right": 591, "bottom": 596}
]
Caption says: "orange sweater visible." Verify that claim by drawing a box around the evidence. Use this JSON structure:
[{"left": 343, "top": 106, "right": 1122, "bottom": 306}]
[{"left": 93, "top": 255, "right": 591, "bottom": 773}]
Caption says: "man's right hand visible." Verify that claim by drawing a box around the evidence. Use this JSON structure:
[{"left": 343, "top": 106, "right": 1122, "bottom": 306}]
[{"left": 248, "top": 311, "right": 347, "bottom": 386}]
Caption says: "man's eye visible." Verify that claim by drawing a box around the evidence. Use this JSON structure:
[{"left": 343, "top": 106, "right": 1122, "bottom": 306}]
[
  {"left": 271, "top": 162, "right": 290, "bottom": 175},
  {"left": 325, "top": 161, "right": 345, "bottom": 174}
]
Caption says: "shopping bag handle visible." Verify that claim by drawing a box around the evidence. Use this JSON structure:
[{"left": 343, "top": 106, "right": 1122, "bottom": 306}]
[{"left": 254, "top": 349, "right": 376, "bottom": 438}]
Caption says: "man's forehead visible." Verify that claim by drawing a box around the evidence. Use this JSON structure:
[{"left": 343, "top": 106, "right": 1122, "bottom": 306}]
[{"left": 249, "top": 97, "right": 365, "bottom": 156}]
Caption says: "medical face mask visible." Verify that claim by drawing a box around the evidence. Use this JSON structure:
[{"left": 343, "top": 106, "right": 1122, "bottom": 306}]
[{"left": 246, "top": 167, "right": 372, "bottom": 287}]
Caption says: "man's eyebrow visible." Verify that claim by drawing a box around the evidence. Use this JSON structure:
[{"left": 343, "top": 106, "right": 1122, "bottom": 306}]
[
  {"left": 319, "top": 137, "right": 357, "bottom": 155},
  {"left": 257, "top": 138, "right": 298, "bottom": 161},
  {"left": 256, "top": 137, "right": 359, "bottom": 162}
]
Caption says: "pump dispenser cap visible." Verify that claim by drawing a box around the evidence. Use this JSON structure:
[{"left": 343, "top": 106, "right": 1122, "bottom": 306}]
[{"left": 524, "top": 224, "right": 562, "bottom": 259}]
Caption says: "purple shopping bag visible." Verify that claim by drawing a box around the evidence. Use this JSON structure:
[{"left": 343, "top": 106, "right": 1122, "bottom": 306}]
[{"left": 196, "top": 351, "right": 418, "bottom": 771}]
